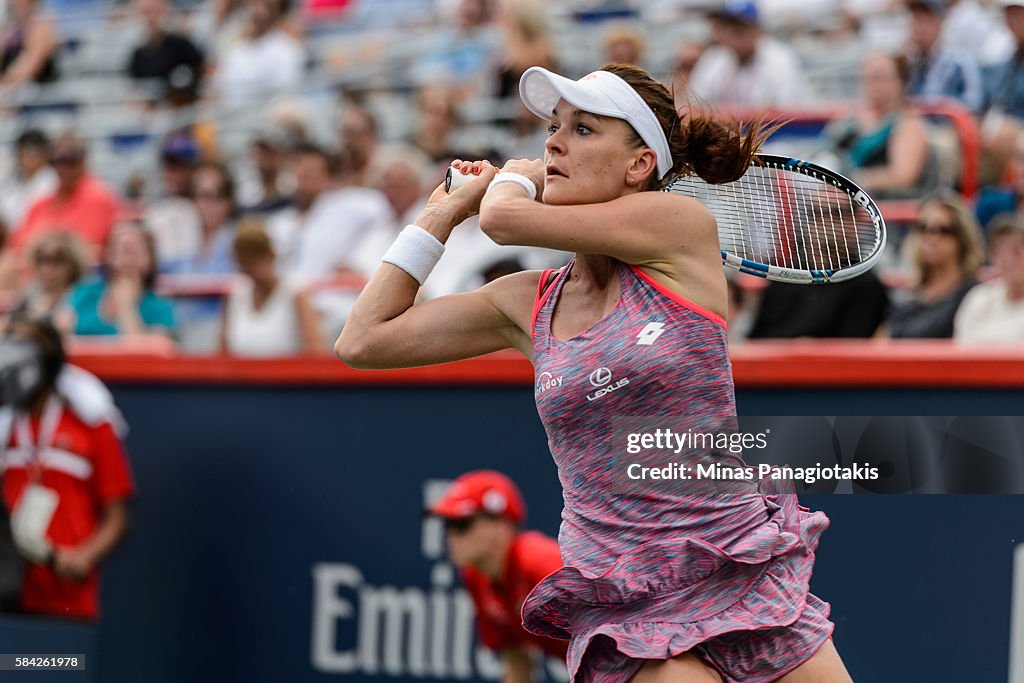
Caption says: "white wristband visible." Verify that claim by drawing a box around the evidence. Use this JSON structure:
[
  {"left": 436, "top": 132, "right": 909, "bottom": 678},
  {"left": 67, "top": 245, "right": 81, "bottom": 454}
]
[
  {"left": 487, "top": 172, "right": 537, "bottom": 201},
  {"left": 381, "top": 224, "right": 445, "bottom": 285}
]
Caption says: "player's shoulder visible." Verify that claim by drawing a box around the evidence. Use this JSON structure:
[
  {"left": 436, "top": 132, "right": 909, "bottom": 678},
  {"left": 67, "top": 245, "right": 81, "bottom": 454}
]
[
  {"left": 478, "top": 268, "right": 553, "bottom": 309},
  {"left": 628, "top": 187, "right": 713, "bottom": 214},
  {"left": 633, "top": 189, "right": 716, "bottom": 233}
]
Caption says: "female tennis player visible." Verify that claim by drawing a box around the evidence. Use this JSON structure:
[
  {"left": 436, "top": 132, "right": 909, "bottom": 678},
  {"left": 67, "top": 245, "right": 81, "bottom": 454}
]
[{"left": 336, "top": 63, "right": 852, "bottom": 682}]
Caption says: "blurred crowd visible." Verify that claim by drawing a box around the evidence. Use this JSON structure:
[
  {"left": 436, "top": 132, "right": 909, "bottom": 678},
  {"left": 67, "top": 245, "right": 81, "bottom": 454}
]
[{"left": 0, "top": 0, "right": 1022, "bottom": 355}]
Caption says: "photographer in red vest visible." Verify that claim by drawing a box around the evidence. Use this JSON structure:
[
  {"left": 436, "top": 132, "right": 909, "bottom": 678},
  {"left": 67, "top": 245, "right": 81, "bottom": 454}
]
[{"left": 0, "top": 316, "right": 134, "bottom": 620}]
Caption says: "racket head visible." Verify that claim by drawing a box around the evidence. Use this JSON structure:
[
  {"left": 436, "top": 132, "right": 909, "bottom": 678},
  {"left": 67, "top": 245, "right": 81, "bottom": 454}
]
[{"left": 666, "top": 154, "right": 887, "bottom": 284}]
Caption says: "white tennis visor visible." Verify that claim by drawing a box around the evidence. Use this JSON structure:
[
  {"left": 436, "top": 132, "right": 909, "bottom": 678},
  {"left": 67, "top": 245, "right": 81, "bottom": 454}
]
[{"left": 519, "top": 66, "right": 673, "bottom": 180}]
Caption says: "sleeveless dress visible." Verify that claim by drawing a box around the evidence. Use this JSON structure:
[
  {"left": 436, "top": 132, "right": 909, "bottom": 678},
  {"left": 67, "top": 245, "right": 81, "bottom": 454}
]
[{"left": 524, "top": 258, "right": 834, "bottom": 682}]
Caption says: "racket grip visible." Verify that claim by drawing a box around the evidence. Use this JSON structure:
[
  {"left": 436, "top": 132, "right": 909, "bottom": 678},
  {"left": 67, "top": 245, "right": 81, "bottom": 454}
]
[{"left": 445, "top": 167, "right": 474, "bottom": 193}]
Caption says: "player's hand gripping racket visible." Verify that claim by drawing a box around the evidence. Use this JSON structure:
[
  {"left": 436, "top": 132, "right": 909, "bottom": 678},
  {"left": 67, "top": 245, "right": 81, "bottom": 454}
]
[{"left": 447, "top": 155, "right": 886, "bottom": 285}]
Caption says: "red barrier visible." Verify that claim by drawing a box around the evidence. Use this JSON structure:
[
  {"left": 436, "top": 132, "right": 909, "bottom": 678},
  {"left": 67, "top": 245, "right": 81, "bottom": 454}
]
[
  {"left": 156, "top": 273, "right": 368, "bottom": 298},
  {"left": 67, "top": 340, "right": 1024, "bottom": 388}
]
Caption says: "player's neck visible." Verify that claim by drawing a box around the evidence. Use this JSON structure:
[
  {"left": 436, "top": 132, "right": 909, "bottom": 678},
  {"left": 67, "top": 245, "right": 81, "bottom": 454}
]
[{"left": 570, "top": 254, "right": 617, "bottom": 289}]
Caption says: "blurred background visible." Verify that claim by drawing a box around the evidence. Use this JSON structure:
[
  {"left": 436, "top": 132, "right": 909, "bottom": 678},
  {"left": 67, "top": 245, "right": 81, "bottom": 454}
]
[{"left": 0, "top": 0, "right": 1021, "bottom": 680}]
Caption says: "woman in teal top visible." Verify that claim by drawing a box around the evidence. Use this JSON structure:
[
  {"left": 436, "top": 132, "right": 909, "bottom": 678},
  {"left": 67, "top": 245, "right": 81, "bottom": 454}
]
[
  {"left": 824, "top": 53, "right": 931, "bottom": 199},
  {"left": 70, "top": 221, "right": 176, "bottom": 337}
]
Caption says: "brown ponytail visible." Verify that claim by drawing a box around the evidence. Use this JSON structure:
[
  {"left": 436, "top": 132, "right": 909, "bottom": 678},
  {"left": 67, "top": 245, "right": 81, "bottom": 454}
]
[{"left": 599, "top": 63, "right": 777, "bottom": 187}]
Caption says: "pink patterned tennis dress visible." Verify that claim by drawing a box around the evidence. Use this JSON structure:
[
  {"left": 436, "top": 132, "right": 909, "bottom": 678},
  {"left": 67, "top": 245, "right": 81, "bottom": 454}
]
[{"left": 525, "top": 257, "right": 834, "bottom": 682}]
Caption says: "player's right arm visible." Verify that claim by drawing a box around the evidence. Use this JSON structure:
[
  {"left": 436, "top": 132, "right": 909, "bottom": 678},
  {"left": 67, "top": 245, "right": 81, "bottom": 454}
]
[{"left": 335, "top": 163, "right": 536, "bottom": 369}]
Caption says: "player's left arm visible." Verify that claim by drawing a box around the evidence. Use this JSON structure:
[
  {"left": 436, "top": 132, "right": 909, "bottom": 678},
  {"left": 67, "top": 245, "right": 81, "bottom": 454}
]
[
  {"left": 480, "top": 177, "right": 719, "bottom": 276},
  {"left": 477, "top": 159, "right": 727, "bottom": 316}
]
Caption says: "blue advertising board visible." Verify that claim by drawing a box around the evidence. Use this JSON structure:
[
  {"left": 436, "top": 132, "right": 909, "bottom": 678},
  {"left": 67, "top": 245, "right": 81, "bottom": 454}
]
[{"left": 4, "top": 383, "right": 1023, "bottom": 682}]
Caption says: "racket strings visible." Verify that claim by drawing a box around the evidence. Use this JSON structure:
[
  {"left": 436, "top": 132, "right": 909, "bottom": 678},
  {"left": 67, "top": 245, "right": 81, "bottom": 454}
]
[{"left": 670, "top": 165, "right": 878, "bottom": 273}]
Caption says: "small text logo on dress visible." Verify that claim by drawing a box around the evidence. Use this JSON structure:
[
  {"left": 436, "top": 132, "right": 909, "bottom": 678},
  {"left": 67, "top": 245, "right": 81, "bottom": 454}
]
[{"left": 537, "top": 371, "right": 564, "bottom": 394}]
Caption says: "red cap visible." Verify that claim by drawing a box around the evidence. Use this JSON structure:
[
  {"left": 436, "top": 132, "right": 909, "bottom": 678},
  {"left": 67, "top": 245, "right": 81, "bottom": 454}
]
[{"left": 428, "top": 470, "right": 526, "bottom": 523}]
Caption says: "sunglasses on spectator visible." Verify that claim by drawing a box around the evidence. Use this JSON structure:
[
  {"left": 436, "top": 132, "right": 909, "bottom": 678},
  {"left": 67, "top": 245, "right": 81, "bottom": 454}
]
[
  {"left": 51, "top": 155, "right": 82, "bottom": 166},
  {"left": 443, "top": 516, "right": 478, "bottom": 534},
  {"left": 913, "top": 223, "right": 957, "bottom": 237},
  {"left": 195, "top": 191, "right": 229, "bottom": 201},
  {"left": 34, "top": 251, "right": 67, "bottom": 265}
]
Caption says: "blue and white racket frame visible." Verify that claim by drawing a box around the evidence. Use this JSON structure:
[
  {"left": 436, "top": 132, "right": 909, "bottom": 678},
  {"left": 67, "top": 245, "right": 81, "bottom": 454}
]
[{"left": 666, "top": 153, "right": 888, "bottom": 285}]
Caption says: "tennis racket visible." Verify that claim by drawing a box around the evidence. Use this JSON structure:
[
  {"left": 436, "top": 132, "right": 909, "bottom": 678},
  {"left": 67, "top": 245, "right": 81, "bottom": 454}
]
[{"left": 446, "top": 155, "right": 886, "bottom": 285}]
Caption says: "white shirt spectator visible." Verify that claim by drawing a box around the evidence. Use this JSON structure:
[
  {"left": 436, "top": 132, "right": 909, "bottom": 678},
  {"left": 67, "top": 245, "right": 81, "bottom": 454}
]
[
  {"left": 942, "top": 0, "right": 1014, "bottom": 67},
  {"left": 214, "top": 29, "right": 304, "bottom": 105},
  {"left": 953, "top": 279, "right": 1024, "bottom": 343},
  {"left": 687, "top": 38, "right": 812, "bottom": 107},
  {"left": 267, "top": 187, "right": 390, "bottom": 282},
  {"left": 0, "top": 166, "right": 57, "bottom": 231},
  {"left": 347, "top": 199, "right": 425, "bottom": 282},
  {"left": 224, "top": 275, "right": 304, "bottom": 357}
]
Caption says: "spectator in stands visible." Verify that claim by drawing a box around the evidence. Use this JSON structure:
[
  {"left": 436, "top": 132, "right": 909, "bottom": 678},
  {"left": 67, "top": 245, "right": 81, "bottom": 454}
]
[
  {"left": 0, "top": 0, "right": 59, "bottom": 93},
  {"left": 825, "top": 53, "right": 931, "bottom": 198},
  {"left": 165, "top": 163, "right": 240, "bottom": 353},
  {"left": 413, "top": 0, "right": 499, "bottom": 95},
  {"left": 166, "top": 163, "right": 238, "bottom": 276},
  {"left": 267, "top": 143, "right": 388, "bottom": 280},
  {"left": 337, "top": 101, "right": 378, "bottom": 188},
  {"left": 954, "top": 214, "right": 1024, "bottom": 342},
  {"left": 14, "top": 134, "right": 120, "bottom": 260},
  {"left": 348, "top": 147, "right": 431, "bottom": 280},
  {"left": 671, "top": 41, "right": 705, "bottom": 103},
  {"left": 222, "top": 221, "right": 322, "bottom": 356},
  {"left": 237, "top": 123, "right": 295, "bottom": 215},
  {"left": 147, "top": 132, "right": 203, "bottom": 273},
  {"left": 10, "top": 231, "right": 88, "bottom": 330},
  {"left": 411, "top": 85, "right": 462, "bottom": 165},
  {"left": 0, "top": 129, "right": 57, "bottom": 234},
  {"left": 69, "top": 222, "right": 175, "bottom": 340},
  {"left": 190, "top": 0, "right": 249, "bottom": 61},
  {"left": 904, "top": 0, "right": 983, "bottom": 111},
  {"left": 976, "top": 129, "right": 1024, "bottom": 230},
  {"left": 748, "top": 270, "right": 890, "bottom": 338},
  {"left": 426, "top": 470, "right": 568, "bottom": 680},
  {"left": 943, "top": 0, "right": 1014, "bottom": 67},
  {"left": 687, "top": 0, "right": 811, "bottom": 107},
  {"left": 213, "top": 0, "right": 305, "bottom": 105},
  {"left": 884, "top": 194, "right": 983, "bottom": 338},
  {"left": 603, "top": 24, "right": 646, "bottom": 68},
  {"left": 0, "top": 315, "right": 134, "bottom": 621},
  {"left": 127, "top": 0, "right": 206, "bottom": 107},
  {"left": 500, "top": 100, "right": 549, "bottom": 160},
  {"left": 980, "top": 0, "right": 1024, "bottom": 180},
  {"left": 494, "top": 0, "right": 556, "bottom": 99}
]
